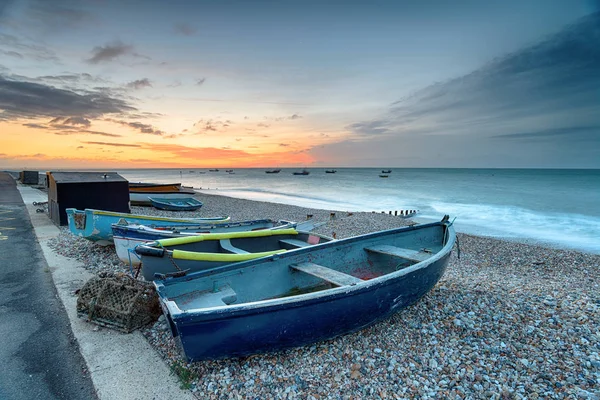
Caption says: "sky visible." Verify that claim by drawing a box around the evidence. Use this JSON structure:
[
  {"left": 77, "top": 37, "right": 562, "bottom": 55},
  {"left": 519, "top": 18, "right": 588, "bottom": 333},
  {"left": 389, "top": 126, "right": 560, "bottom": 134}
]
[{"left": 0, "top": 0, "right": 599, "bottom": 169}]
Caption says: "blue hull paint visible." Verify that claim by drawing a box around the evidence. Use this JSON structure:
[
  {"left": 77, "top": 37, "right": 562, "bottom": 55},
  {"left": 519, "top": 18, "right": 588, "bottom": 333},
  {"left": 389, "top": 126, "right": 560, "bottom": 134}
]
[
  {"left": 66, "top": 208, "right": 229, "bottom": 245},
  {"left": 148, "top": 197, "right": 203, "bottom": 211},
  {"left": 155, "top": 219, "right": 455, "bottom": 361}
]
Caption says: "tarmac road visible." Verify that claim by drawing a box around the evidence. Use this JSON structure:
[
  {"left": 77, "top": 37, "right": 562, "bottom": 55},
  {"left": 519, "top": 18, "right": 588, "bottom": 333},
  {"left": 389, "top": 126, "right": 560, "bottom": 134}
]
[{"left": 0, "top": 172, "right": 98, "bottom": 400}]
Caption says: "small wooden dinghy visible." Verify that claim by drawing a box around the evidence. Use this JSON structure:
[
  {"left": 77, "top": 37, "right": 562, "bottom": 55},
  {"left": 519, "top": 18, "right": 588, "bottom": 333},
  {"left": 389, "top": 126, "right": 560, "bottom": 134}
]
[
  {"left": 152, "top": 216, "right": 455, "bottom": 361},
  {"left": 66, "top": 208, "right": 229, "bottom": 245},
  {"left": 111, "top": 219, "right": 321, "bottom": 267},
  {"left": 134, "top": 229, "right": 333, "bottom": 281},
  {"left": 148, "top": 197, "right": 203, "bottom": 211}
]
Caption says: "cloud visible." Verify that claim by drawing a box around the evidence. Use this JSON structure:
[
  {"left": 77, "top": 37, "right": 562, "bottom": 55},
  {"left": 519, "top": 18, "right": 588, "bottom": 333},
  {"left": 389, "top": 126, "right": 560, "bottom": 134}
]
[
  {"left": 196, "top": 78, "right": 206, "bottom": 86},
  {"left": 50, "top": 116, "right": 91, "bottom": 127},
  {"left": 1, "top": 50, "right": 23, "bottom": 59},
  {"left": 37, "top": 73, "right": 98, "bottom": 84},
  {"left": 86, "top": 41, "right": 134, "bottom": 64},
  {"left": 341, "top": 12, "right": 600, "bottom": 167},
  {"left": 279, "top": 143, "right": 290, "bottom": 147},
  {"left": 289, "top": 114, "right": 302, "bottom": 120},
  {"left": 0, "top": 33, "right": 59, "bottom": 62},
  {"left": 55, "top": 130, "right": 121, "bottom": 137},
  {"left": 23, "top": 123, "right": 48, "bottom": 129},
  {"left": 20, "top": 0, "right": 94, "bottom": 31},
  {"left": 83, "top": 141, "right": 141, "bottom": 147},
  {"left": 0, "top": 75, "right": 136, "bottom": 120},
  {"left": 167, "top": 80, "right": 182, "bottom": 88},
  {"left": 174, "top": 23, "right": 197, "bottom": 36},
  {"left": 76, "top": 146, "right": 84, "bottom": 149},
  {"left": 126, "top": 78, "right": 152, "bottom": 90},
  {"left": 106, "top": 118, "right": 163, "bottom": 135},
  {"left": 257, "top": 122, "right": 270, "bottom": 128}
]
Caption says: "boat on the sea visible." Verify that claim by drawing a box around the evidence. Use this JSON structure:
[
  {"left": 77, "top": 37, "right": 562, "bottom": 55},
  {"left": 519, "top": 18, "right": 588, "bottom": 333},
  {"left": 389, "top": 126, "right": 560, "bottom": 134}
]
[
  {"left": 225, "top": 169, "right": 234, "bottom": 173},
  {"left": 209, "top": 169, "right": 219, "bottom": 172},
  {"left": 325, "top": 169, "right": 337, "bottom": 173},
  {"left": 149, "top": 197, "right": 203, "bottom": 211},
  {"left": 66, "top": 208, "right": 230, "bottom": 246},
  {"left": 379, "top": 174, "right": 389, "bottom": 178},
  {"left": 381, "top": 169, "right": 392, "bottom": 174},
  {"left": 112, "top": 219, "right": 321, "bottom": 266},
  {"left": 265, "top": 169, "right": 281, "bottom": 174},
  {"left": 293, "top": 169, "right": 310, "bottom": 175},
  {"left": 152, "top": 217, "right": 455, "bottom": 361},
  {"left": 135, "top": 229, "right": 333, "bottom": 281}
]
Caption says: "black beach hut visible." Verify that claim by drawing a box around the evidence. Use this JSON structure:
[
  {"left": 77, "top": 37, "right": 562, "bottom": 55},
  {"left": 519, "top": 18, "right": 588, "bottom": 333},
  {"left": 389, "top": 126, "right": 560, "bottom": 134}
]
[{"left": 47, "top": 171, "right": 130, "bottom": 226}]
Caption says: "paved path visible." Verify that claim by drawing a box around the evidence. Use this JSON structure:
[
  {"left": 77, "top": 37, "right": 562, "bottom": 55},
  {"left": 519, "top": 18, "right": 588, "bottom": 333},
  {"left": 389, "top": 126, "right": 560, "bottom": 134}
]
[{"left": 0, "top": 172, "right": 98, "bottom": 400}]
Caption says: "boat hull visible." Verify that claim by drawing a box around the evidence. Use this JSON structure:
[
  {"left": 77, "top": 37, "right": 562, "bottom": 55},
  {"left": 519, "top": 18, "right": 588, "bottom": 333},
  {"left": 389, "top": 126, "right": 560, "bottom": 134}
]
[
  {"left": 149, "top": 197, "right": 203, "bottom": 211},
  {"left": 112, "top": 219, "right": 282, "bottom": 266},
  {"left": 154, "top": 220, "right": 455, "bottom": 361},
  {"left": 169, "top": 253, "right": 449, "bottom": 361},
  {"left": 66, "top": 208, "right": 229, "bottom": 245},
  {"left": 130, "top": 190, "right": 196, "bottom": 206},
  {"left": 136, "top": 230, "right": 332, "bottom": 280},
  {"left": 129, "top": 182, "right": 182, "bottom": 192}
]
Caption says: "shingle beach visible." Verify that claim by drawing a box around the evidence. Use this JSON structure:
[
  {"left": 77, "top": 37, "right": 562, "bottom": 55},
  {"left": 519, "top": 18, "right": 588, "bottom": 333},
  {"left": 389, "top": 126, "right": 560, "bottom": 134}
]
[{"left": 48, "top": 192, "right": 600, "bottom": 399}]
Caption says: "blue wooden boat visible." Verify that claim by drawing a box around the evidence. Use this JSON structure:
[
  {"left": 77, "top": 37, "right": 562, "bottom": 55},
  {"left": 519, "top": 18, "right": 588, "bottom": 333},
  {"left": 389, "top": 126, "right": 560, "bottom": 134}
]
[
  {"left": 111, "top": 218, "right": 322, "bottom": 267},
  {"left": 149, "top": 197, "right": 203, "bottom": 211},
  {"left": 152, "top": 216, "right": 455, "bottom": 361},
  {"left": 66, "top": 208, "right": 230, "bottom": 246},
  {"left": 135, "top": 229, "right": 333, "bottom": 281}
]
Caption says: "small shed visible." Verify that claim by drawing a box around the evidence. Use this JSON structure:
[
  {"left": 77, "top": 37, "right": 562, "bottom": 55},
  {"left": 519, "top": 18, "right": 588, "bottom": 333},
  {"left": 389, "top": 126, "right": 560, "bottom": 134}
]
[
  {"left": 20, "top": 171, "right": 39, "bottom": 185},
  {"left": 47, "top": 171, "right": 130, "bottom": 226}
]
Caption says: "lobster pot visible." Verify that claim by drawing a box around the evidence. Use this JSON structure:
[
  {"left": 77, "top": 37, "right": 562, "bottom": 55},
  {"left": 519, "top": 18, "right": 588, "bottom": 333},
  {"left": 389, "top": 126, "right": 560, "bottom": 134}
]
[{"left": 77, "top": 273, "right": 161, "bottom": 333}]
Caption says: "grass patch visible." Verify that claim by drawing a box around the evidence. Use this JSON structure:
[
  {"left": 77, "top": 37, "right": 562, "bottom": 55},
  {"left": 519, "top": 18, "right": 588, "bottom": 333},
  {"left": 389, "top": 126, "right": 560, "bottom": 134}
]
[{"left": 170, "top": 361, "right": 194, "bottom": 390}]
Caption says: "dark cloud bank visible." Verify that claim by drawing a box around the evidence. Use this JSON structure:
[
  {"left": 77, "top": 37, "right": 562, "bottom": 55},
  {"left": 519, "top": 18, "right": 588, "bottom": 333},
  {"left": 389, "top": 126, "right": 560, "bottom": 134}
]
[{"left": 339, "top": 12, "right": 600, "bottom": 168}]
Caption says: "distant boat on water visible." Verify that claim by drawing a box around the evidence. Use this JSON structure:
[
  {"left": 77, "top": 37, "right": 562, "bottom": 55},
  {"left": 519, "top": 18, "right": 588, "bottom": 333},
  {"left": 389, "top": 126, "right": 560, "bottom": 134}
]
[
  {"left": 325, "top": 170, "right": 337, "bottom": 174},
  {"left": 293, "top": 170, "right": 310, "bottom": 175},
  {"left": 209, "top": 169, "right": 219, "bottom": 172},
  {"left": 381, "top": 169, "right": 392, "bottom": 174},
  {"left": 265, "top": 169, "right": 281, "bottom": 174},
  {"left": 225, "top": 169, "right": 234, "bottom": 173},
  {"left": 379, "top": 174, "right": 389, "bottom": 178}
]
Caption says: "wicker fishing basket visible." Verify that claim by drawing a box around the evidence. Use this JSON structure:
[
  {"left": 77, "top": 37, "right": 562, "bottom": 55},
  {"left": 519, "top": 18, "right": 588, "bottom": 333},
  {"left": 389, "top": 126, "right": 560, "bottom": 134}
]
[{"left": 77, "top": 272, "right": 161, "bottom": 333}]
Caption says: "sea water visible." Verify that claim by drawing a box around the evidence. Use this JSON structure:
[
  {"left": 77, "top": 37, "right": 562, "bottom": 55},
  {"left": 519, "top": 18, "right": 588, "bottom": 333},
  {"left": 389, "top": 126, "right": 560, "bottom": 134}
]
[{"left": 117, "top": 168, "right": 600, "bottom": 255}]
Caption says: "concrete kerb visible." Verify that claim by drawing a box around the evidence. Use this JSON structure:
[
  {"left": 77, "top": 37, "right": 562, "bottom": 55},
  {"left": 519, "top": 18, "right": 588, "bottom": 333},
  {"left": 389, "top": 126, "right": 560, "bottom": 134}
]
[{"left": 17, "top": 185, "right": 195, "bottom": 400}]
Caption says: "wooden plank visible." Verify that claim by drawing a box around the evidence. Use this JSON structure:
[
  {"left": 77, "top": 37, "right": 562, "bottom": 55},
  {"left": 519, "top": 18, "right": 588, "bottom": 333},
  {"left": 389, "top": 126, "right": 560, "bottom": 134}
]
[
  {"left": 290, "top": 262, "right": 363, "bottom": 286},
  {"left": 220, "top": 239, "right": 250, "bottom": 254},
  {"left": 183, "top": 285, "right": 237, "bottom": 308},
  {"left": 279, "top": 238, "right": 310, "bottom": 248},
  {"left": 364, "top": 245, "right": 431, "bottom": 263}
]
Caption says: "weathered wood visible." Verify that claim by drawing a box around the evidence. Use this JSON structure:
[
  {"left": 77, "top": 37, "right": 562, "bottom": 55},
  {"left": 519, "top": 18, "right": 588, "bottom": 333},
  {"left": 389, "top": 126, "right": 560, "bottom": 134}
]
[
  {"left": 182, "top": 285, "right": 237, "bottom": 308},
  {"left": 364, "top": 245, "right": 431, "bottom": 263},
  {"left": 279, "top": 238, "right": 311, "bottom": 248},
  {"left": 290, "top": 262, "right": 363, "bottom": 286},
  {"left": 220, "top": 239, "right": 250, "bottom": 254}
]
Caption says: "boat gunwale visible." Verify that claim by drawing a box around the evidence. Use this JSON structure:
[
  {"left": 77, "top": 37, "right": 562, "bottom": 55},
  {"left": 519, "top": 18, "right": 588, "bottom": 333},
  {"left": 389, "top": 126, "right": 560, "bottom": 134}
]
[
  {"left": 156, "top": 221, "right": 455, "bottom": 319},
  {"left": 83, "top": 208, "right": 229, "bottom": 223}
]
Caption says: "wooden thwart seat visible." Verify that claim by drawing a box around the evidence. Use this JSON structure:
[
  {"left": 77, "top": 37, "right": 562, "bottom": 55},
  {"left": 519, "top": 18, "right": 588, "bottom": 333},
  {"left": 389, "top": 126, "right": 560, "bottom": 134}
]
[
  {"left": 364, "top": 245, "right": 431, "bottom": 263},
  {"left": 220, "top": 239, "right": 250, "bottom": 254},
  {"left": 279, "top": 238, "right": 310, "bottom": 249},
  {"left": 290, "top": 262, "right": 363, "bottom": 286},
  {"left": 182, "top": 284, "right": 237, "bottom": 308}
]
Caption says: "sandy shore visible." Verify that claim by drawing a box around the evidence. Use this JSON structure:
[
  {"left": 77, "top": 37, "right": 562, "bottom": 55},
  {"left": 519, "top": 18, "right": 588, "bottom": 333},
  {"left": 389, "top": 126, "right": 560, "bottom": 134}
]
[{"left": 48, "top": 192, "right": 600, "bottom": 399}]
